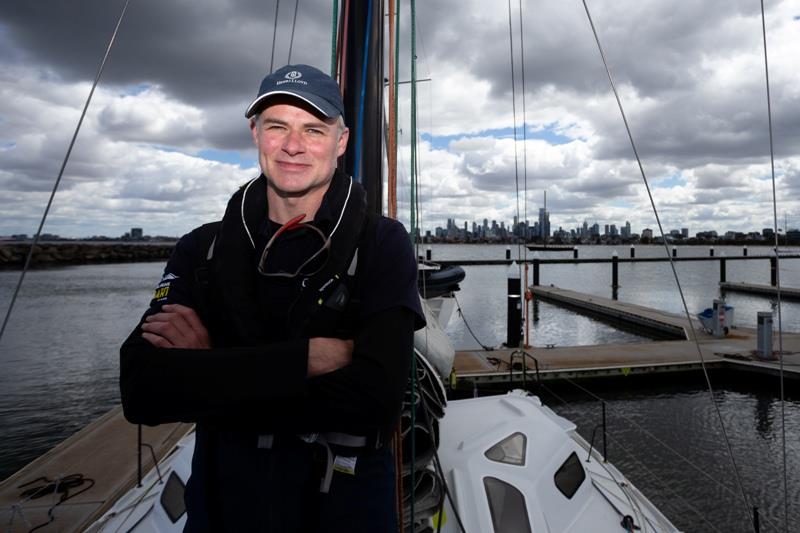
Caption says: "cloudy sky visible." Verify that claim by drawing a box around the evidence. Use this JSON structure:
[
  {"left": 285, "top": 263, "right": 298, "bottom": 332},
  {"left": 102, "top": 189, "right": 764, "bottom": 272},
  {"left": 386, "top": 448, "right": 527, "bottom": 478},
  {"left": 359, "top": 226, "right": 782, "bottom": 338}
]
[{"left": 0, "top": 0, "right": 798, "bottom": 239}]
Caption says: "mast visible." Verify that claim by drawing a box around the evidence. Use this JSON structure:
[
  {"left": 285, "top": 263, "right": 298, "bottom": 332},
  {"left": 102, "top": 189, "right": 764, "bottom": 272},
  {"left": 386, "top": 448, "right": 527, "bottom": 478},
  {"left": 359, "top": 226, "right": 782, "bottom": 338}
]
[{"left": 340, "top": 0, "right": 384, "bottom": 215}]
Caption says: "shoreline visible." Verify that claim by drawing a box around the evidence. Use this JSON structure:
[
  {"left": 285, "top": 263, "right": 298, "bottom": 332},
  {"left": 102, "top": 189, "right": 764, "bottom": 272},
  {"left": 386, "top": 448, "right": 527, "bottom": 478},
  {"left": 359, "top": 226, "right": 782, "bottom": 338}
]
[{"left": 0, "top": 243, "right": 174, "bottom": 268}]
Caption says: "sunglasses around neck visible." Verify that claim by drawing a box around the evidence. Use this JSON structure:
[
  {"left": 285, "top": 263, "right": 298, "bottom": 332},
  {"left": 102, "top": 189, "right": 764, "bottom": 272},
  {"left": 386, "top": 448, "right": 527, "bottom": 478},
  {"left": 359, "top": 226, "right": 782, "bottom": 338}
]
[{"left": 257, "top": 213, "right": 331, "bottom": 278}]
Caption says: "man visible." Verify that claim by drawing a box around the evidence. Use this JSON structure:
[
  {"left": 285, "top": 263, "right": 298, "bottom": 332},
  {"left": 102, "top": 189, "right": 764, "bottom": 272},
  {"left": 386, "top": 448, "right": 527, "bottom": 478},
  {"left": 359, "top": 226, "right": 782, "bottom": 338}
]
[{"left": 120, "top": 64, "right": 424, "bottom": 532}]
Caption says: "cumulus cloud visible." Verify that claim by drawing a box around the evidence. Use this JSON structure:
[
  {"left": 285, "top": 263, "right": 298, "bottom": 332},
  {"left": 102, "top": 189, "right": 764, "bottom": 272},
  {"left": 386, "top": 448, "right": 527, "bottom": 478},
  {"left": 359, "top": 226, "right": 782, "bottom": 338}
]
[{"left": 0, "top": 0, "right": 798, "bottom": 237}]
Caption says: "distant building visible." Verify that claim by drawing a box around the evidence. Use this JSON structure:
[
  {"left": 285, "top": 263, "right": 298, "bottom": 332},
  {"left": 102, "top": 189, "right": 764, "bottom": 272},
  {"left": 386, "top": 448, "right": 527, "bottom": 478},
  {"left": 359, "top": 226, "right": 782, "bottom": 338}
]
[
  {"left": 131, "top": 228, "right": 144, "bottom": 240},
  {"left": 641, "top": 228, "right": 654, "bottom": 239},
  {"left": 681, "top": 228, "right": 689, "bottom": 238},
  {"left": 538, "top": 208, "right": 550, "bottom": 239}
]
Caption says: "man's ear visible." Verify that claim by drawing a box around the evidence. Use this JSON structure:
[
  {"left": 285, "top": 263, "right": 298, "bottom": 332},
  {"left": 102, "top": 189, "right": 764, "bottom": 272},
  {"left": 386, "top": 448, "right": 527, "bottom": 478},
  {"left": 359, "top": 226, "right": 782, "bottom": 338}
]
[
  {"left": 336, "top": 128, "right": 349, "bottom": 157},
  {"left": 249, "top": 116, "right": 259, "bottom": 146}
]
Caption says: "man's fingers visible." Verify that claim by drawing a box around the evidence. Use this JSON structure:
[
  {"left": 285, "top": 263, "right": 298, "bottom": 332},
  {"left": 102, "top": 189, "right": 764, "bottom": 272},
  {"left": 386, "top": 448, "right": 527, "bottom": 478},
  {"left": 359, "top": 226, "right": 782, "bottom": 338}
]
[
  {"left": 163, "top": 304, "right": 210, "bottom": 344},
  {"left": 143, "top": 311, "right": 193, "bottom": 346},
  {"left": 141, "top": 331, "right": 174, "bottom": 348},
  {"left": 144, "top": 304, "right": 211, "bottom": 349}
]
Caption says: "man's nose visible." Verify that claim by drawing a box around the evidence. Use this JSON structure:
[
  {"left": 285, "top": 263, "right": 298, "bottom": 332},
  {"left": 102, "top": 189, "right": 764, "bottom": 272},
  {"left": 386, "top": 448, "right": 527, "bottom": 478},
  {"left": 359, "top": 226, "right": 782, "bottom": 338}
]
[{"left": 282, "top": 129, "right": 304, "bottom": 155}]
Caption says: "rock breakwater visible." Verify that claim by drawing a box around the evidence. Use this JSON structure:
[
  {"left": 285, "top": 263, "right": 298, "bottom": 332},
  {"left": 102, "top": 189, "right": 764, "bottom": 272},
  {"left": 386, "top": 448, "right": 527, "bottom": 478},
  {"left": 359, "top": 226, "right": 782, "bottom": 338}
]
[{"left": 0, "top": 243, "right": 174, "bottom": 268}]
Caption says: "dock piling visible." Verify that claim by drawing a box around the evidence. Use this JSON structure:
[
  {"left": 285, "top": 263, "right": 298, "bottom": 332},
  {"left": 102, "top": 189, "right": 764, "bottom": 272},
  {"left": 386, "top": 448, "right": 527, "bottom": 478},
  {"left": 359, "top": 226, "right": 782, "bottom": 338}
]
[
  {"left": 710, "top": 246, "right": 715, "bottom": 257},
  {"left": 770, "top": 256, "right": 777, "bottom": 286},
  {"left": 506, "top": 263, "right": 522, "bottom": 347},
  {"left": 505, "top": 246, "right": 511, "bottom": 260},
  {"left": 630, "top": 245, "right": 635, "bottom": 258},
  {"left": 720, "top": 258, "right": 726, "bottom": 283},
  {"left": 426, "top": 246, "right": 431, "bottom": 261},
  {"left": 573, "top": 247, "right": 579, "bottom": 259},
  {"left": 743, "top": 245, "right": 748, "bottom": 257},
  {"left": 672, "top": 246, "right": 677, "bottom": 258},
  {"left": 533, "top": 258, "right": 540, "bottom": 287},
  {"left": 611, "top": 252, "right": 619, "bottom": 300}
]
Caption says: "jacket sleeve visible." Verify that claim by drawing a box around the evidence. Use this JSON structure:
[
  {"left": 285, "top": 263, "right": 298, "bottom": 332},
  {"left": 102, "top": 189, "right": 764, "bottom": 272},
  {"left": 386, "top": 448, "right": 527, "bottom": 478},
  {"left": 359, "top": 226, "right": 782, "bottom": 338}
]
[{"left": 120, "top": 219, "right": 422, "bottom": 435}]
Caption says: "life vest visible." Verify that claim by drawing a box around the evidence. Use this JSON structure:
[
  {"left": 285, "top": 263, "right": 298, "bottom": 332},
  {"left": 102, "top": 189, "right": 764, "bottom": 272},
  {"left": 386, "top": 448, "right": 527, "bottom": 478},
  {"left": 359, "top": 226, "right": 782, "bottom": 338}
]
[{"left": 190, "top": 170, "right": 374, "bottom": 346}]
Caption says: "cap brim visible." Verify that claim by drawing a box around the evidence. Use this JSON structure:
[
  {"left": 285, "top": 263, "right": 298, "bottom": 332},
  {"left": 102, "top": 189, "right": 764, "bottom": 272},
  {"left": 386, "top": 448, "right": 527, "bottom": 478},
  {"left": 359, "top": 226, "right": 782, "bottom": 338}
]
[{"left": 245, "top": 90, "right": 340, "bottom": 119}]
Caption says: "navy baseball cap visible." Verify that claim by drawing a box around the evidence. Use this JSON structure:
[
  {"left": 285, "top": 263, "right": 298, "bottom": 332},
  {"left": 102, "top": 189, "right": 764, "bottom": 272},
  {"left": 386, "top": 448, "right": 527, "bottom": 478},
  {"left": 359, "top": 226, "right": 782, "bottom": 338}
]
[{"left": 245, "top": 64, "right": 345, "bottom": 119}]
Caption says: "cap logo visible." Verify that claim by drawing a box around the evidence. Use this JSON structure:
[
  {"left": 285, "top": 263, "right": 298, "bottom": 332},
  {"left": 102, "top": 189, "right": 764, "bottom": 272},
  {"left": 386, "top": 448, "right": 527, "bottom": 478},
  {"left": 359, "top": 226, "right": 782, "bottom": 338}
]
[{"left": 277, "top": 70, "right": 308, "bottom": 87}]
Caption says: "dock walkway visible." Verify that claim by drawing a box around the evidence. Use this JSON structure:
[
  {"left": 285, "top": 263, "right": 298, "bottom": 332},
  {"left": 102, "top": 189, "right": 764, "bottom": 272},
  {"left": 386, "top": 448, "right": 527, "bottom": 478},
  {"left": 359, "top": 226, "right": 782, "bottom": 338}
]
[
  {"left": 720, "top": 281, "right": 800, "bottom": 300},
  {"left": 529, "top": 285, "right": 703, "bottom": 339}
]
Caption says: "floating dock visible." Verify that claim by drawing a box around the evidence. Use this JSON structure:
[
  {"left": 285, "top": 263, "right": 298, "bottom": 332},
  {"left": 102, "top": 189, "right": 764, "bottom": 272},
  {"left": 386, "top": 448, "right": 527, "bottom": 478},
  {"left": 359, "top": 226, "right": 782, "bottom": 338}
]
[
  {"left": 452, "top": 285, "right": 800, "bottom": 386},
  {"left": 720, "top": 281, "right": 800, "bottom": 300},
  {"left": 530, "top": 285, "right": 698, "bottom": 339},
  {"left": 0, "top": 407, "right": 192, "bottom": 532}
]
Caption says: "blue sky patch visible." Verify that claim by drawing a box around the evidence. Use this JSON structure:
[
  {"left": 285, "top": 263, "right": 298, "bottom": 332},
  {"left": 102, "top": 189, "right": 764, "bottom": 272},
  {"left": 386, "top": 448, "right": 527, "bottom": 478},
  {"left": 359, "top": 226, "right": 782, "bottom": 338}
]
[
  {"left": 654, "top": 172, "right": 685, "bottom": 188},
  {"left": 197, "top": 149, "right": 257, "bottom": 169},
  {"left": 422, "top": 122, "right": 574, "bottom": 150},
  {"left": 121, "top": 83, "right": 153, "bottom": 96}
]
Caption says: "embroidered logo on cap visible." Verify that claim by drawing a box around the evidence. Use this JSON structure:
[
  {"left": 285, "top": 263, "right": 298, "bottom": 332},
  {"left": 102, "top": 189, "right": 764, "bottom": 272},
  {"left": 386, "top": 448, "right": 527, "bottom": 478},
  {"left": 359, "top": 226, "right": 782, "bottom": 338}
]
[{"left": 285, "top": 71, "right": 303, "bottom": 80}]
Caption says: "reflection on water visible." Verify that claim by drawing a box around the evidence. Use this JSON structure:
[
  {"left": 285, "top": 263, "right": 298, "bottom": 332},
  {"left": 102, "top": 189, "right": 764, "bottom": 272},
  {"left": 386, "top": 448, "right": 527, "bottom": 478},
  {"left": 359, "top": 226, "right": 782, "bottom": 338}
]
[
  {"left": 0, "top": 262, "right": 163, "bottom": 479},
  {"left": 544, "top": 377, "right": 800, "bottom": 533}
]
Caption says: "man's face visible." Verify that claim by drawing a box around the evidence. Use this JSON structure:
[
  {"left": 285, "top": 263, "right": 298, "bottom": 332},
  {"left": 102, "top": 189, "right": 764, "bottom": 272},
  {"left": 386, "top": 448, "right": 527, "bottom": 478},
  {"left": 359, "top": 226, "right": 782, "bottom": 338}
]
[{"left": 250, "top": 100, "right": 348, "bottom": 198}]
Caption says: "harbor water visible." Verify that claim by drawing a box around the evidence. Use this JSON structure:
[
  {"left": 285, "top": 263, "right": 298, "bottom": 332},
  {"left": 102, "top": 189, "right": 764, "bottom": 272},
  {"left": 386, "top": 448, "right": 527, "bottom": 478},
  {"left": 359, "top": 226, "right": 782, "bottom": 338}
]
[{"left": 1, "top": 244, "right": 799, "bottom": 531}]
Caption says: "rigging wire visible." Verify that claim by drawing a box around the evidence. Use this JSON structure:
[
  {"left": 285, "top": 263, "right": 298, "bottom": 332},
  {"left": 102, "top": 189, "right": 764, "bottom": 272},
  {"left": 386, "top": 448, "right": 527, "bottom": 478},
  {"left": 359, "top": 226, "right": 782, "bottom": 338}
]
[
  {"left": 517, "top": 0, "right": 529, "bottom": 266},
  {"left": 506, "top": 0, "right": 523, "bottom": 280},
  {"left": 409, "top": 1, "right": 418, "bottom": 525},
  {"left": 553, "top": 376, "right": 783, "bottom": 531},
  {"left": 268, "top": 0, "right": 281, "bottom": 73},
  {"left": 287, "top": 0, "right": 300, "bottom": 64},
  {"left": 540, "top": 379, "right": 747, "bottom": 532},
  {"left": 759, "top": 2, "right": 788, "bottom": 530},
  {"left": 0, "top": 0, "right": 132, "bottom": 345},
  {"left": 578, "top": 0, "right": 754, "bottom": 528}
]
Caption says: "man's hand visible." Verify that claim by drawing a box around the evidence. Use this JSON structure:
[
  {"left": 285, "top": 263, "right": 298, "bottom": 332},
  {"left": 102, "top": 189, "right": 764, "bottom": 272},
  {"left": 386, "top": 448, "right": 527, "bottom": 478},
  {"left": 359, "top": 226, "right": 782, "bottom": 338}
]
[
  {"left": 141, "top": 303, "right": 211, "bottom": 349},
  {"left": 307, "top": 337, "right": 353, "bottom": 377}
]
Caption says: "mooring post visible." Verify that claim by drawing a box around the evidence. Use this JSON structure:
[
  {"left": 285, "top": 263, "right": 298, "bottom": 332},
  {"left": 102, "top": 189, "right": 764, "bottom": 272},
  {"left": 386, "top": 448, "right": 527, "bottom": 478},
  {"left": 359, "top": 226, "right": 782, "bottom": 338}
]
[
  {"left": 630, "top": 244, "right": 635, "bottom": 258},
  {"left": 505, "top": 246, "right": 511, "bottom": 260},
  {"left": 573, "top": 247, "right": 578, "bottom": 259},
  {"left": 672, "top": 246, "right": 677, "bottom": 258},
  {"left": 425, "top": 246, "right": 431, "bottom": 261},
  {"left": 743, "top": 245, "right": 748, "bottom": 257},
  {"left": 533, "top": 257, "right": 540, "bottom": 286},
  {"left": 611, "top": 251, "right": 619, "bottom": 300},
  {"left": 720, "top": 258, "right": 726, "bottom": 283},
  {"left": 506, "top": 262, "right": 522, "bottom": 348},
  {"left": 770, "top": 255, "right": 777, "bottom": 286},
  {"left": 710, "top": 246, "right": 715, "bottom": 257}
]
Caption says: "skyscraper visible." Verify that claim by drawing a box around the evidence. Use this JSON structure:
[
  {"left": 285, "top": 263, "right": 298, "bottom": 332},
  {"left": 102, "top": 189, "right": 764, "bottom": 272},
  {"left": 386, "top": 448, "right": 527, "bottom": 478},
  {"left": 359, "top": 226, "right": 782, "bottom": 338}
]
[{"left": 538, "top": 208, "right": 550, "bottom": 239}]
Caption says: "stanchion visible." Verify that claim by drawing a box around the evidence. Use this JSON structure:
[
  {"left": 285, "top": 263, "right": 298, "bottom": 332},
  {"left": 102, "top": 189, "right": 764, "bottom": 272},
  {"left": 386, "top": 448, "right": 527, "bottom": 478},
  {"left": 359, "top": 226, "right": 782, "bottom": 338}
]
[
  {"left": 506, "top": 262, "right": 521, "bottom": 348},
  {"left": 611, "top": 252, "right": 619, "bottom": 300}
]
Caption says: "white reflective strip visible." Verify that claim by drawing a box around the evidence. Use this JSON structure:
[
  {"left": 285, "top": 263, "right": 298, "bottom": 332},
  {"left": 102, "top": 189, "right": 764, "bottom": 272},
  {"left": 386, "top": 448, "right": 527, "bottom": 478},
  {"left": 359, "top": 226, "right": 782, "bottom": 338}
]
[
  {"left": 241, "top": 176, "right": 259, "bottom": 249},
  {"left": 347, "top": 249, "right": 359, "bottom": 276},
  {"left": 206, "top": 236, "right": 216, "bottom": 261},
  {"left": 329, "top": 177, "right": 353, "bottom": 240}
]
